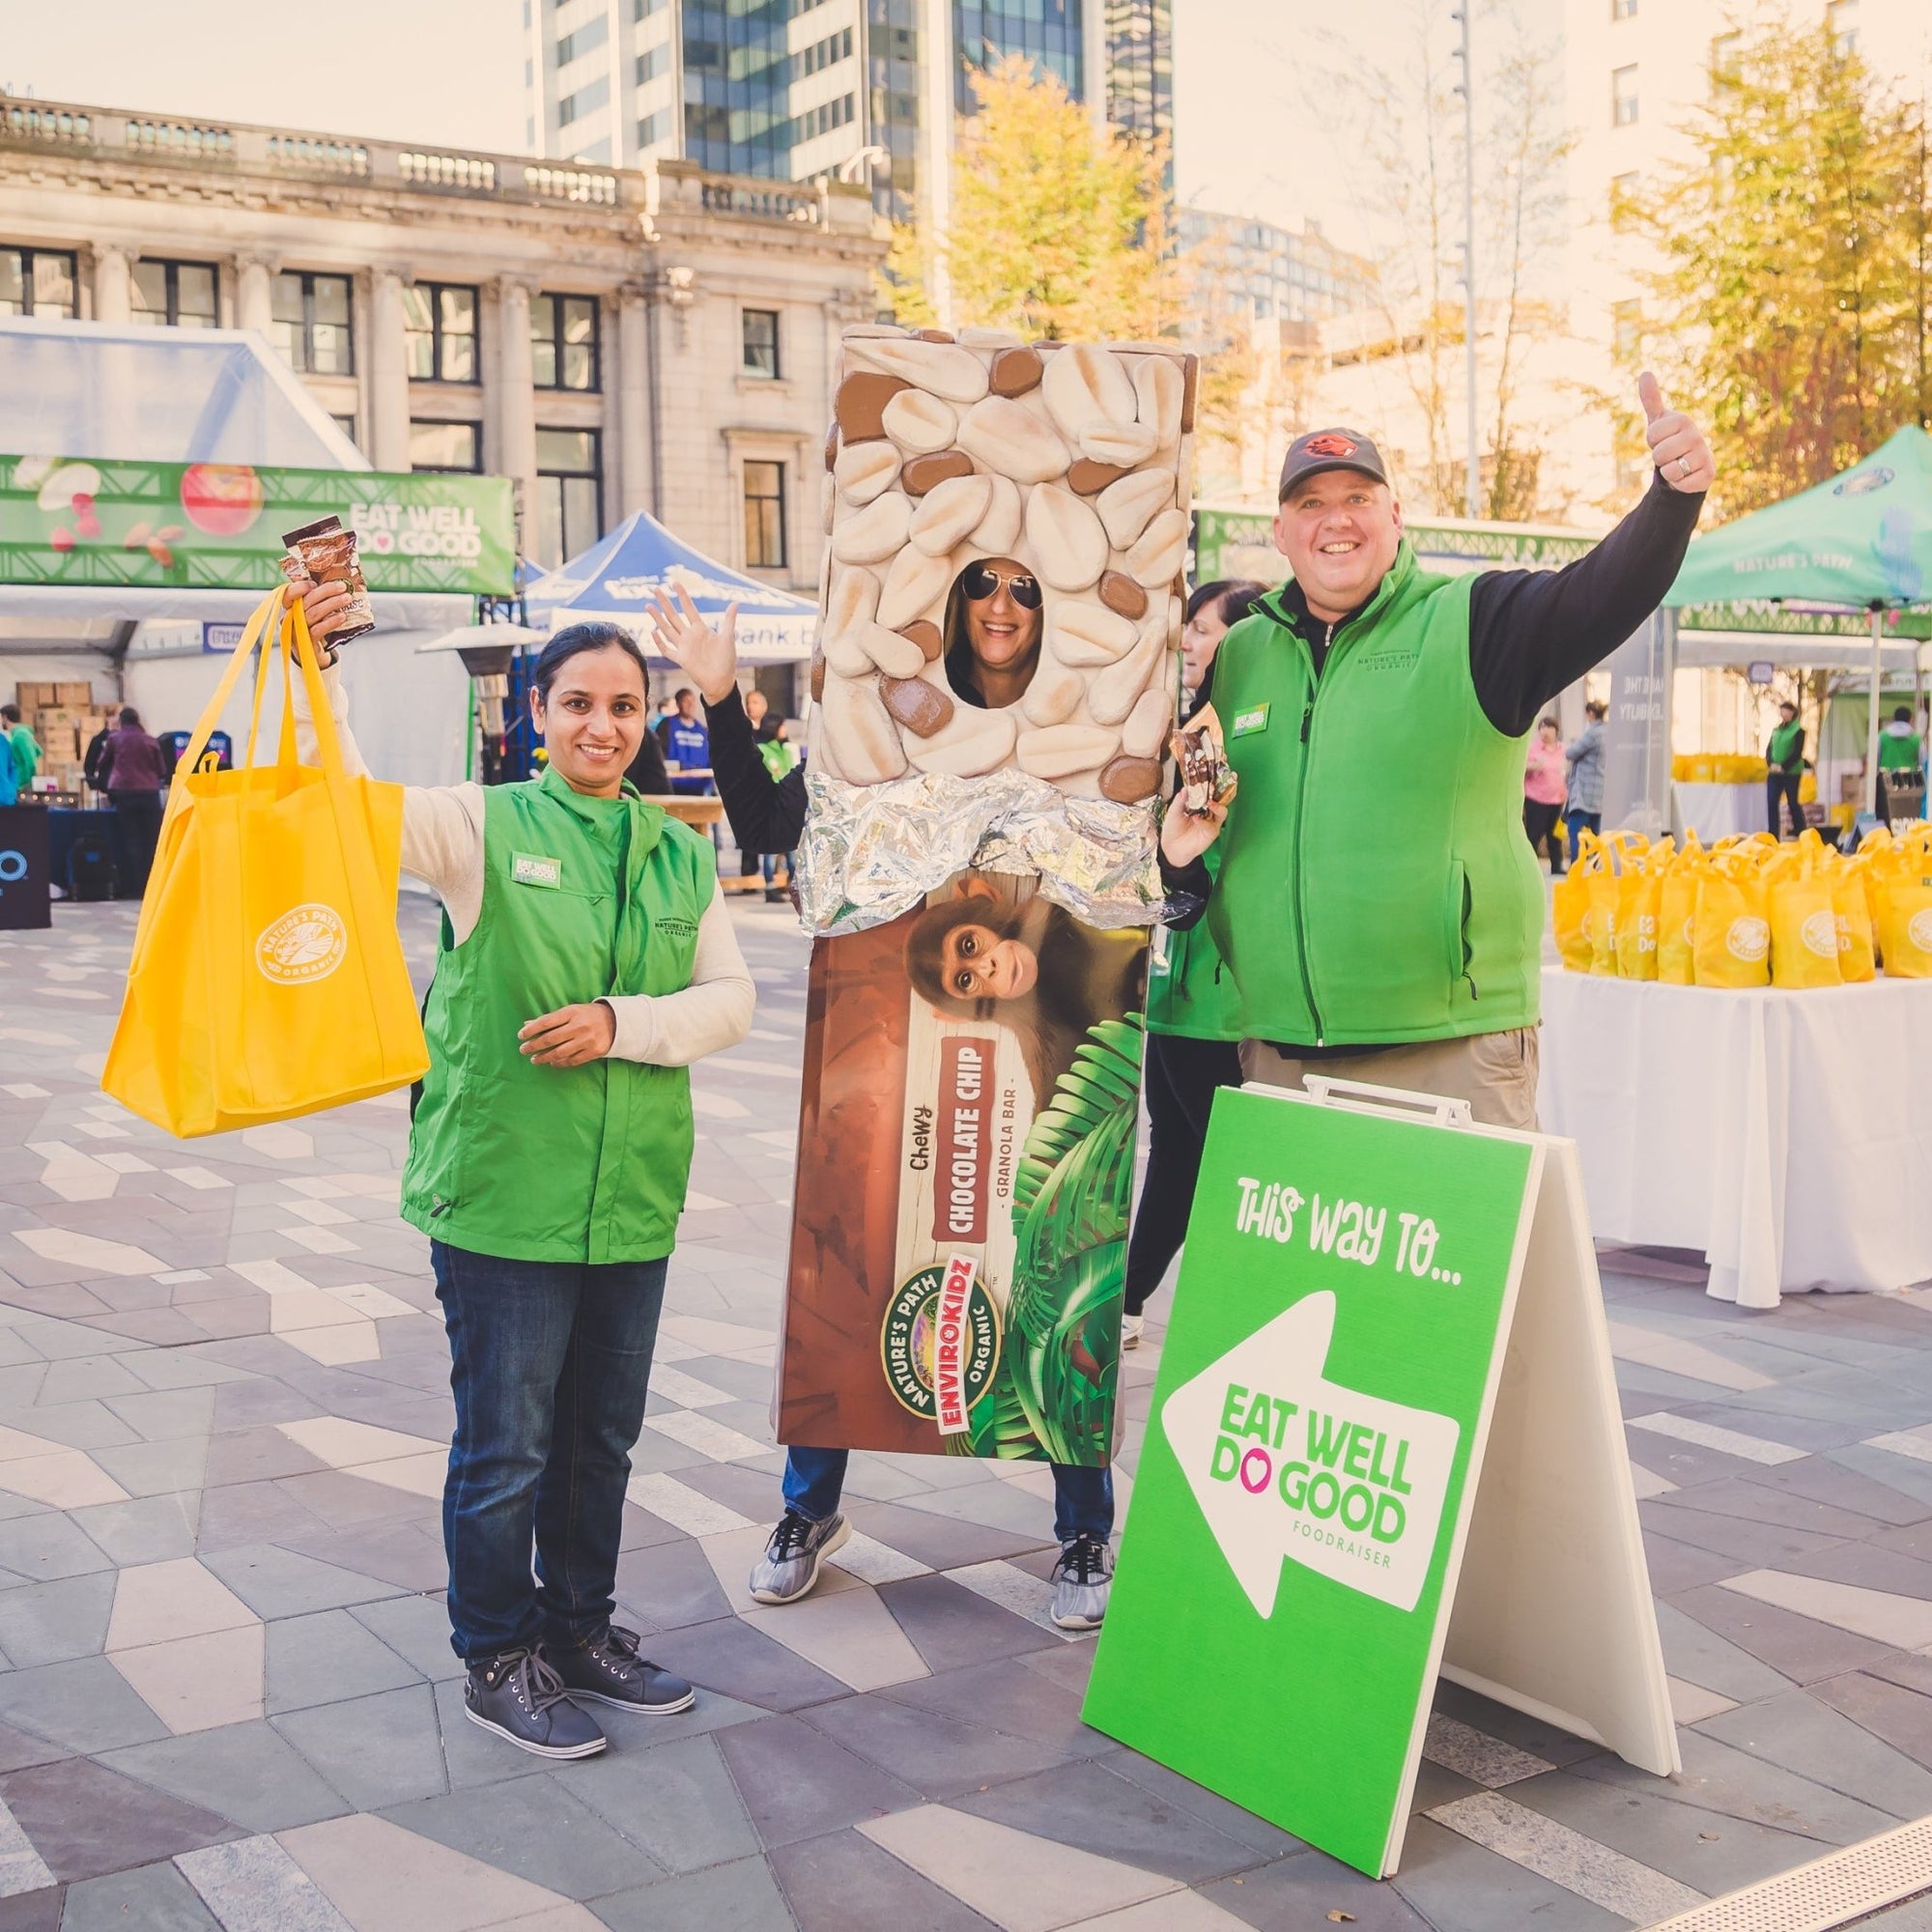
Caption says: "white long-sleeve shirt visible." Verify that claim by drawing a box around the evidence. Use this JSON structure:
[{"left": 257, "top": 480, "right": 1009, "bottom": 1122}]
[{"left": 299, "top": 665, "right": 754, "bottom": 1065}]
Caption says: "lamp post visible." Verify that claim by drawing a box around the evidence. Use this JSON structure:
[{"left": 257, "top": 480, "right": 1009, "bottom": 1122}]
[{"left": 1452, "top": 5, "right": 1479, "bottom": 521}]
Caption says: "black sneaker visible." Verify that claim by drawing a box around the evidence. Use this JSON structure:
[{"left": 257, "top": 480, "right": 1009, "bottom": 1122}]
[
  {"left": 748, "top": 1509, "right": 850, "bottom": 1605},
  {"left": 1051, "top": 1534, "right": 1114, "bottom": 1631},
  {"left": 547, "top": 1624, "right": 696, "bottom": 1716},
  {"left": 464, "top": 1646, "right": 607, "bottom": 1759}
]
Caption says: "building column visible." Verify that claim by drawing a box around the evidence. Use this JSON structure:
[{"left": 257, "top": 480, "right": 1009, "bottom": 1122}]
[
  {"left": 92, "top": 247, "right": 130, "bottom": 324},
  {"left": 369, "top": 270, "right": 412, "bottom": 470},
  {"left": 617, "top": 284, "right": 652, "bottom": 518},
  {"left": 236, "top": 254, "right": 276, "bottom": 336},
  {"left": 493, "top": 277, "right": 539, "bottom": 559}
]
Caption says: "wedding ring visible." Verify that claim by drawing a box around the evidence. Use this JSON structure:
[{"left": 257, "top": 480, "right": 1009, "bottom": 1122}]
[{"left": 1676, "top": 455, "right": 1690, "bottom": 478}]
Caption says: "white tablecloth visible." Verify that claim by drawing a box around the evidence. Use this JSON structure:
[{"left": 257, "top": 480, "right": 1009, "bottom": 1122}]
[
  {"left": 1672, "top": 781, "right": 1765, "bottom": 842},
  {"left": 1540, "top": 974, "right": 1932, "bottom": 1308}
]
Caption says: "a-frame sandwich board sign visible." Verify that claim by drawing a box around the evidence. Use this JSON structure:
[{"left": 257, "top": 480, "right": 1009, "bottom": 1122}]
[{"left": 1082, "top": 1078, "right": 1678, "bottom": 1879}]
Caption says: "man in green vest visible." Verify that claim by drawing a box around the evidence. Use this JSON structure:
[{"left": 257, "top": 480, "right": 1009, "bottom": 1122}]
[
  {"left": 1877, "top": 704, "right": 1923, "bottom": 828},
  {"left": 1159, "top": 374, "right": 1713, "bottom": 1126}
]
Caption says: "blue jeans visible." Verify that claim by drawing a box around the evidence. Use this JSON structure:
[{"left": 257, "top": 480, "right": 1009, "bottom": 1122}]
[
  {"left": 760, "top": 852, "right": 797, "bottom": 888},
  {"left": 432, "top": 1240, "right": 668, "bottom": 1662},
  {"left": 1565, "top": 808, "right": 1602, "bottom": 865},
  {"left": 782, "top": 1445, "right": 1114, "bottom": 1545}
]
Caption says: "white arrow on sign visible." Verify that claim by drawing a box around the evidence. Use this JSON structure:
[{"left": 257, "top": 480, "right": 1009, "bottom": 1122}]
[{"left": 1159, "top": 1291, "right": 1461, "bottom": 1618}]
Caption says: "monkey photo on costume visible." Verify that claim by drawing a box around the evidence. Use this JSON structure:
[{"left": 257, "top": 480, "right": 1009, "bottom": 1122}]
[{"left": 904, "top": 874, "right": 1146, "bottom": 1104}]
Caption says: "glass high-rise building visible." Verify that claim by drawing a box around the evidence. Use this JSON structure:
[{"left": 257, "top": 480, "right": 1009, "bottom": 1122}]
[{"left": 522, "top": 0, "right": 1173, "bottom": 225}]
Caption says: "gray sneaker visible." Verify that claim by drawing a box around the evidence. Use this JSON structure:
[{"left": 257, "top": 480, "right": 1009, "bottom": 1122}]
[
  {"left": 1051, "top": 1534, "right": 1113, "bottom": 1631},
  {"left": 464, "top": 1647, "right": 607, "bottom": 1759},
  {"left": 749, "top": 1509, "right": 850, "bottom": 1605},
  {"left": 548, "top": 1624, "right": 695, "bottom": 1715}
]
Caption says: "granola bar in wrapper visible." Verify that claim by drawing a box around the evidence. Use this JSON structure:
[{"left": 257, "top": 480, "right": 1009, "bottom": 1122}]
[
  {"left": 281, "top": 515, "right": 376, "bottom": 644},
  {"left": 1171, "top": 703, "right": 1233, "bottom": 817}
]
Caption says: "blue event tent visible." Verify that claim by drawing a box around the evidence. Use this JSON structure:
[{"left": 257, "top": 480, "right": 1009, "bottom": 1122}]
[{"left": 522, "top": 509, "right": 817, "bottom": 665}]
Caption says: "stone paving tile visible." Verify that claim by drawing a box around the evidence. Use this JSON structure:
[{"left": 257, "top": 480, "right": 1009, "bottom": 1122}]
[
  {"left": 715, "top": 1711, "right": 923, "bottom": 1847},
  {"left": 643, "top": 1612, "right": 852, "bottom": 1714},
  {"left": 766, "top": 1827, "right": 1004, "bottom": 1932},
  {"left": 175, "top": 1833, "right": 356, "bottom": 1932},
  {"left": 382, "top": 1776, "right": 661, "bottom": 1902},
  {"left": 266, "top": 1607, "right": 425, "bottom": 1715},
  {"left": 803, "top": 1686, "right": 1084, "bottom": 1799},
  {"left": 203, "top": 1543, "right": 406, "bottom": 1619},
  {"left": 0, "top": 1655, "right": 172, "bottom": 1753},
  {"left": 271, "top": 1684, "right": 449, "bottom": 1810},
  {"left": 588, "top": 1855, "right": 796, "bottom": 1932},
  {"left": 0, "top": 1890, "right": 61, "bottom": 1931},
  {"left": 99, "top": 1719, "right": 352, "bottom": 1833},
  {"left": 875, "top": 1572, "right": 1064, "bottom": 1674},
  {"left": 0, "top": 1754, "right": 235, "bottom": 1880},
  {"left": 57, "top": 1860, "right": 219, "bottom": 1931}
]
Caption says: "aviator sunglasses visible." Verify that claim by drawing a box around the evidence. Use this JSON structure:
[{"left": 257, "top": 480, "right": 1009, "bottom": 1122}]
[{"left": 961, "top": 562, "right": 1043, "bottom": 611}]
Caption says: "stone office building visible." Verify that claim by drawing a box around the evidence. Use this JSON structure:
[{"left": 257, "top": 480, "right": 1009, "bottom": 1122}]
[{"left": 0, "top": 95, "right": 887, "bottom": 590}]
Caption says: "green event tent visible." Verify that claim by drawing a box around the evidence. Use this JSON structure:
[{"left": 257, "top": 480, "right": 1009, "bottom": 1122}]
[{"left": 1662, "top": 424, "right": 1932, "bottom": 813}]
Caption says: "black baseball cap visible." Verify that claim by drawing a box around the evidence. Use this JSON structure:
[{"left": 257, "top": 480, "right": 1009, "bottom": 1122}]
[{"left": 1278, "top": 428, "right": 1388, "bottom": 501}]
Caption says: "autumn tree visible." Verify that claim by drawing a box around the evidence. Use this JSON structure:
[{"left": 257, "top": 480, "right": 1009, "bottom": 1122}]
[
  {"left": 1304, "top": 0, "right": 1571, "bottom": 521},
  {"left": 1615, "top": 9, "right": 1928, "bottom": 516},
  {"left": 883, "top": 56, "right": 1182, "bottom": 342}
]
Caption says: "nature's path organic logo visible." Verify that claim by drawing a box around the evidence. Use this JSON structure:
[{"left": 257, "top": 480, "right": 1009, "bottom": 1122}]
[
  {"left": 881, "top": 1258, "right": 1002, "bottom": 1435},
  {"left": 255, "top": 903, "right": 347, "bottom": 984},
  {"left": 1162, "top": 1291, "right": 1459, "bottom": 1616},
  {"left": 1725, "top": 916, "right": 1770, "bottom": 963}
]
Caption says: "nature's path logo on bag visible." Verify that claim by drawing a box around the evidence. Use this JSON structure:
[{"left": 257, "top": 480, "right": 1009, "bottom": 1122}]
[
  {"left": 1161, "top": 1289, "right": 1459, "bottom": 1616},
  {"left": 1911, "top": 909, "right": 1932, "bottom": 954},
  {"left": 881, "top": 1258, "right": 1002, "bottom": 1435},
  {"left": 1725, "top": 916, "right": 1770, "bottom": 963},
  {"left": 255, "top": 904, "right": 347, "bottom": 985},
  {"left": 1802, "top": 910, "right": 1839, "bottom": 960}
]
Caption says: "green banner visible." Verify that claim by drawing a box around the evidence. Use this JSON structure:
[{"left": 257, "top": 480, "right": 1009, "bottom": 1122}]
[
  {"left": 0, "top": 456, "right": 515, "bottom": 597},
  {"left": 1084, "top": 1087, "right": 1535, "bottom": 1876}
]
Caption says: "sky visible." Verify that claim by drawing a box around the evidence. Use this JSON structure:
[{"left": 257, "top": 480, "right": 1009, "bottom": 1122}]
[{"left": 0, "top": 0, "right": 1556, "bottom": 255}]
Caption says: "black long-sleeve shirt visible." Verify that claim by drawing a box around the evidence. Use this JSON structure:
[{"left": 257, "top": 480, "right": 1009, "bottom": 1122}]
[
  {"left": 1160, "top": 470, "right": 1705, "bottom": 914},
  {"left": 705, "top": 685, "right": 808, "bottom": 854}
]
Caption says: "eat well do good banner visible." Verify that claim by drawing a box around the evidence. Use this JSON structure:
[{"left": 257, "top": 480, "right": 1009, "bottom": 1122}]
[{"left": 1083, "top": 1086, "right": 1538, "bottom": 1876}]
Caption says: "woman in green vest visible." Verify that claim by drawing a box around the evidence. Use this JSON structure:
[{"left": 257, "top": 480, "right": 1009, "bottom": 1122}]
[
  {"left": 1767, "top": 701, "right": 1804, "bottom": 839},
  {"left": 289, "top": 580, "right": 755, "bottom": 1763},
  {"left": 1122, "top": 580, "right": 1264, "bottom": 1350}
]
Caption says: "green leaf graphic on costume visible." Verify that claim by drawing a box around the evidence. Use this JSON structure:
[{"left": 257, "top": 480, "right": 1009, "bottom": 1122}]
[
  {"left": 997, "top": 1014, "right": 1144, "bottom": 1466},
  {"left": 1161, "top": 1289, "right": 1460, "bottom": 1617}
]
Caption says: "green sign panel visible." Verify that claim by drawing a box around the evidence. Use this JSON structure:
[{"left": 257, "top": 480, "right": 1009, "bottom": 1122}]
[
  {"left": 0, "top": 456, "right": 515, "bottom": 597},
  {"left": 1084, "top": 1087, "right": 1536, "bottom": 1877}
]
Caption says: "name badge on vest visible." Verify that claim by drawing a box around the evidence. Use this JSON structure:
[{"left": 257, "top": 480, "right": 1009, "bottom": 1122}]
[
  {"left": 1230, "top": 702, "right": 1270, "bottom": 738},
  {"left": 511, "top": 853, "right": 562, "bottom": 890}
]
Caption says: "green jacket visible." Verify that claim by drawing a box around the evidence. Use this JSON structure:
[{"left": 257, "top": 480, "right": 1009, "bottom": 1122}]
[
  {"left": 402, "top": 766, "right": 716, "bottom": 1264},
  {"left": 7, "top": 725, "right": 37, "bottom": 786},
  {"left": 1147, "top": 843, "right": 1241, "bottom": 1040},
  {"left": 1205, "top": 545, "right": 1544, "bottom": 1047},
  {"left": 1768, "top": 720, "right": 1804, "bottom": 772},
  {"left": 1879, "top": 726, "right": 1922, "bottom": 773}
]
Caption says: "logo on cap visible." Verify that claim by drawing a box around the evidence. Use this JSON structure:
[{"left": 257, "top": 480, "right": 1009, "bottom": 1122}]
[{"left": 1302, "top": 434, "right": 1360, "bottom": 460}]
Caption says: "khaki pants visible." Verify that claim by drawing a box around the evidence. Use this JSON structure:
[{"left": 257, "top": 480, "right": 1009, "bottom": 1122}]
[{"left": 1237, "top": 1028, "right": 1541, "bottom": 1132}]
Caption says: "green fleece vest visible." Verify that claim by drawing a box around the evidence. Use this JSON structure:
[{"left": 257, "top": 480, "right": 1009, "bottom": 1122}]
[
  {"left": 1205, "top": 545, "right": 1543, "bottom": 1047},
  {"left": 1769, "top": 720, "right": 1803, "bottom": 771},
  {"left": 401, "top": 766, "right": 716, "bottom": 1264},
  {"left": 1147, "top": 844, "right": 1241, "bottom": 1041}
]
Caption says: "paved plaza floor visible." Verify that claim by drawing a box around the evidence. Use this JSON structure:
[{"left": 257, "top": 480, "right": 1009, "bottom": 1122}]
[{"left": 4, "top": 896, "right": 1932, "bottom": 1929}]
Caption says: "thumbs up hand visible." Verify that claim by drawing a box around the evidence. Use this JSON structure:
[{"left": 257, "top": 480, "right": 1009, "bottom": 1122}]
[{"left": 1638, "top": 371, "right": 1715, "bottom": 495}]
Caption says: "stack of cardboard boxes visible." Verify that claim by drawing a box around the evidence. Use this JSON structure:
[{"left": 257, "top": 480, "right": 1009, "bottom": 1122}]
[{"left": 14, "top": 682, "right": 111, "bottom": 799}]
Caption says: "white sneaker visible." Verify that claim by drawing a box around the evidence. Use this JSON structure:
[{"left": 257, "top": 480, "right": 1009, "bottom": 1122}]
[{"left": 1121, "top": 1313, "right": 1145, "bottom": 1350}]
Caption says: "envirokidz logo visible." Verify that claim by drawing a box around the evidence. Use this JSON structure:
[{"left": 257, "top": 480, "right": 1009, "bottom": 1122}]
[
  {"left": 1725, "top": 916, "right": 1770, "bottom": 963},
  {"left": 1801, "top": 911, "right": 1838, "bottom": 960},
  {"left": 880, "top": 1259, "right": 1001, "bottom": 1435},
  {"left": 1161, "top": 1291, "right": 1460, "bottom": 1615}
]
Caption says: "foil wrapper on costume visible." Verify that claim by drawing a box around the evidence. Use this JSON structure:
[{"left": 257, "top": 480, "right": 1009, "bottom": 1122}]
[
  {"left": 794, "top": 767, "right": 1163, "bottom": 935},
  {"left": 777, "top": 327, "right": 1196, "bottom": 1465}
]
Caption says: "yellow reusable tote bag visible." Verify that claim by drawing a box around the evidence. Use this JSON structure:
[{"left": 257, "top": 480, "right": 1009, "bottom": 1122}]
[
  {"left": 1833, "top": 852, "right": 1877, "bottom": 983},
  {"left": 1657, "top": 837, "right": 1703, "bottom": 985},
  {"left": 102, "top": 593, "right": 429, "bottom": 1136},
  {"left": 1873, "top": 829, "right": 1932, "bottom": 979},
  {"left": 1551, "top": 836, "right": 1595, "bottom": 972},
  {"left": 1692, "top": 845, "right": 1772, "bottom": 988},
  {"left": 1767, "top": 832, "right": 1841, "bottom": 990},
  {"left": 1615, "top": 836, "right": 1673, "bottom": 980},
  {"left": 1586, "top": 830, "right": 1646, "bottom": 975}
]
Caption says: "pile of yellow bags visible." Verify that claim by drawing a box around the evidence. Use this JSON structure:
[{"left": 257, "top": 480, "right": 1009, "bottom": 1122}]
[
  {"left": 1554, "top": 825, "right": 1932, "bottom": 987},
  {"left": 1671, "top": 753, "right": 1770, "bottom": 784}
]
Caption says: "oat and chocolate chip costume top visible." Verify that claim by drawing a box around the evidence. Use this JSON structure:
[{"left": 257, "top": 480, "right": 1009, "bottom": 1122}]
[{"left": 1161, "top": 472, "right": 1703, "bottom": 1052}]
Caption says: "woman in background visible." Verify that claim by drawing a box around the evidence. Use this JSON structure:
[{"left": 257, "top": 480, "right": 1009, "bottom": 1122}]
[
  {"left": 1522, "top": 716, "right": 1568, "bottom": 875},
  {"left": 1120, "top": 581, "right": 1264, "bottom": 1349}
]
